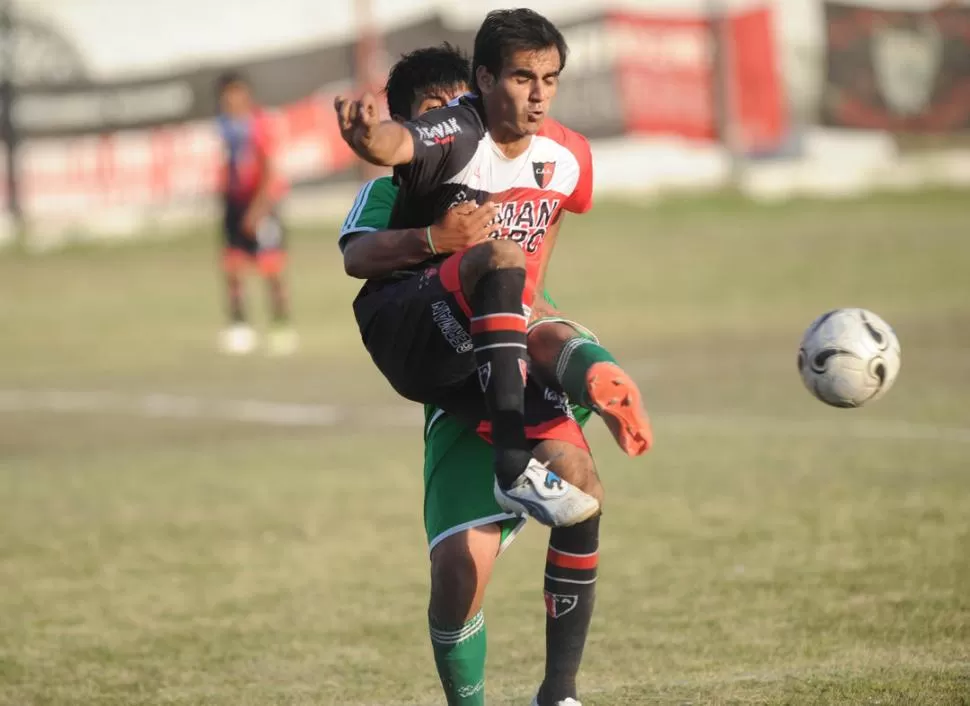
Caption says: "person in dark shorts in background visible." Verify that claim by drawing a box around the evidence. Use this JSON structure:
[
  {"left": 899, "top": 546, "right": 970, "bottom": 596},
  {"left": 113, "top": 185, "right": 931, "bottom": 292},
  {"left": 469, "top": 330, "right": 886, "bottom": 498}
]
[{"left": 215, "top": 71, "right": 297, "bottom": 356}]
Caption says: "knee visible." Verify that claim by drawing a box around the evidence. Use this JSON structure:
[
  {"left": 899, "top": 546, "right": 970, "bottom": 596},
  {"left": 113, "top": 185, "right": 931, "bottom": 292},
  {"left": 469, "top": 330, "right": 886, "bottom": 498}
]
[
  {"left": 526, "top": 321, "right": 576, "bottom": 375},
  {"left": 577, "top": 464, "right": 605, "bottom": 508},
  {"left": 476, "top": 238, "right": 526, "bottom": 269},
  {"left": 535, "top": 441, "right": 605, "bottom": 508},
  {"left": 459, "top": 239, "right": 526, "bottom": 287},
  {"left": 429, "top": 541, "right": 484, "bottom": 627}
]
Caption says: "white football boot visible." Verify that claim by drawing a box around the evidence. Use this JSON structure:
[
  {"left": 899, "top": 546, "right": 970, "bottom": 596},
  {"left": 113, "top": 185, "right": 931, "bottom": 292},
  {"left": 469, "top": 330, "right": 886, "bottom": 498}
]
[
  {"left": 494, "top": 458, "right": 599, "bottom": 527},
  {"left": 531, "top": 696, "right": 582, "bottom": 706},
  {"left": 219, "top": 324, "right": 257, "bottom": 355},
  {"left": 266, "top": 326, "right": 299, "bottom": 357}
]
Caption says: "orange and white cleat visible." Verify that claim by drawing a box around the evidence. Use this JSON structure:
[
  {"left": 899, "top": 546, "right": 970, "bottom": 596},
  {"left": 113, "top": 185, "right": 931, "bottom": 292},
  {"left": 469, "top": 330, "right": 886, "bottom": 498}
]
[{"left": 586, "top": 362, "right": 653, "bottom": 456}]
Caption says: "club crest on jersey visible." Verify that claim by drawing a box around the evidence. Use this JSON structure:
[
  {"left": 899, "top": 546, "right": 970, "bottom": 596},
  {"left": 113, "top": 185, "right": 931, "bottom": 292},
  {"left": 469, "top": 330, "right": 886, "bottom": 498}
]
[
  {"left": 544, "top": 591, "right": 579, "bottom": 618},
  {"left": 532, "top": 161, "right": 556, "bottom": 189}
]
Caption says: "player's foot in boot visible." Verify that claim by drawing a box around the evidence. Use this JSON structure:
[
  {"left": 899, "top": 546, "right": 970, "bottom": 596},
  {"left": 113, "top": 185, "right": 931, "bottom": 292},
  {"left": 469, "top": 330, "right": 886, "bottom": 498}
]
[
  {"left": 219, "top": 324, "right": 257, "bottom": 355},
  {"left": 493, "top": 455, "right": 599, "bottom": 527},
  {"left": 586, "top": 361, "right": 653, "bottom": 456},
  {"left": 266, "top": 325, "right": 299, "bottom": 356}
]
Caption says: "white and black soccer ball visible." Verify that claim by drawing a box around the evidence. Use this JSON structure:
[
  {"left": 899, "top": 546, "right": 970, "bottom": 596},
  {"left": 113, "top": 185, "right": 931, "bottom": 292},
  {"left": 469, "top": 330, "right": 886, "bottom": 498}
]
[{"left": 798, "top": 308, "right": 901, "bottom": 408}]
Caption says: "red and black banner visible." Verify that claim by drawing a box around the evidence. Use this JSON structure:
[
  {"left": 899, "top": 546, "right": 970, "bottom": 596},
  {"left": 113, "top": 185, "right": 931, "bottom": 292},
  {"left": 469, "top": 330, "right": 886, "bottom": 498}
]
[
  {"left": 548, "top": 6, "right": 787, "bottom": 153},
  {"left": 0, "top": 8, "right": 788, "bottom": 216},
  {"left": 821, "top": 2, "right": 970, "bottom": 132}
]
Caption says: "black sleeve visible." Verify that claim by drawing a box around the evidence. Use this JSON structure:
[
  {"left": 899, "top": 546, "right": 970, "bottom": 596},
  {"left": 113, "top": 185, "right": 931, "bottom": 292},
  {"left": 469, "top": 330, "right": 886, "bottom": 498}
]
[{"left": 396, "top": 101, "right": 484, "bottom": 191}]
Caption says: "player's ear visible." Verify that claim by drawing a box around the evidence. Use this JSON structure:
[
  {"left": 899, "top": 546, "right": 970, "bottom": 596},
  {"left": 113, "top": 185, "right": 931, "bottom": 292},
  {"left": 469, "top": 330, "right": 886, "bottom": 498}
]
[{"left": 475, "top": 65, "right": 495, "bottom": 93}]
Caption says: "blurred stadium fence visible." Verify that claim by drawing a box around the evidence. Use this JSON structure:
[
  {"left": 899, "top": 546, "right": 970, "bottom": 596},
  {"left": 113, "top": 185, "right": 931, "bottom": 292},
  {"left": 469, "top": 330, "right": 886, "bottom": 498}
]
[{"left": 0, "top": 1, "right": 967, "bottom": 249}]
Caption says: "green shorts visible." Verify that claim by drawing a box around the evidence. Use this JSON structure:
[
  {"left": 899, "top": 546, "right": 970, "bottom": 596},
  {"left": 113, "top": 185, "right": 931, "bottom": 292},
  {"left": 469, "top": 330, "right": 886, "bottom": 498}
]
[{"left": 423, "top": 317, "right": 597, "bottom": 554}]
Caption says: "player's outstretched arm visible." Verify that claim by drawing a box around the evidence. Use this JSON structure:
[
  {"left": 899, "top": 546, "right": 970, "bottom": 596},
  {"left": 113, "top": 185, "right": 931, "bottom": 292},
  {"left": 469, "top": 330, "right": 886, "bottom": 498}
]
[
  {"left": 343, "top": 201, "right": 497, "bottom": 279},
  {"left": 343, "top": 228, "right": 431, "bottom": 279},
  {"left": 335, "top": 93, "right": 413, "bottom": 167}
]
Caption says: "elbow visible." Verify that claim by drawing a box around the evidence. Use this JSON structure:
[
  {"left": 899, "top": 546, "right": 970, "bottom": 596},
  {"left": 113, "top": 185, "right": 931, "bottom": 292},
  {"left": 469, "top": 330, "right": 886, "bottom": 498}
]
[
  {"left": 342, "top": 237, "right": 372, "bottom": 279},
  {"left": 364, "top": 152, "right": 395, "bottom": 168},
  {"left": 363, "top": 153, "right": 397, "bottom": 168},
  {"left": 343, "top": 245, "right": 375, "bottom": 279},
  {"left": 343, "top": 254, "right": 369, "bottom": 279},
  {"left": 357, "top": 131, "right": 409, "bottom": 167}
]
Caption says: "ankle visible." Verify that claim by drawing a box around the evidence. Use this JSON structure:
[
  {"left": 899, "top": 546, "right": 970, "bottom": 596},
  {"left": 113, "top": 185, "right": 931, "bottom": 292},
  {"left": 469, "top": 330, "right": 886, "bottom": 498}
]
[{"left": 494, "top": 447, "right": 531, "bottom": 489}]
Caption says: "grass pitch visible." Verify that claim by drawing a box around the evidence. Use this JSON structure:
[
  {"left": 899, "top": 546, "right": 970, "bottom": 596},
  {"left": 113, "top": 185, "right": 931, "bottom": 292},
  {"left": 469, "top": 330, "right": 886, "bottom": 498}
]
[{"left": 1, "top": 190, "right": 968, "bottom": 705}]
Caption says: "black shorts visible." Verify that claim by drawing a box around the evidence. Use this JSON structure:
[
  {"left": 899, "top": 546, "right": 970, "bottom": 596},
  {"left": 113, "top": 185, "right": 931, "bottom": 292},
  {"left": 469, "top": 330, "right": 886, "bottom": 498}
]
[
  {"left": 353, "top": 251, "right": 588, "bottom": 450},
  {"left": 223, "top": 198, "right": 286, "bottom": 255},
  {"left": 222, "top": 199, "right": 287, "bottom": 274}
]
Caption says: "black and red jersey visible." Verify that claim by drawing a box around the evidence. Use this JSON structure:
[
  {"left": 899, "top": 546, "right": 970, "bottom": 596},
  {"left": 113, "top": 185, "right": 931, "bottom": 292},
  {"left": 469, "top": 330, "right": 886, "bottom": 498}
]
[{"left": 388, "top": 94, "right": 593, "bottom": 305}]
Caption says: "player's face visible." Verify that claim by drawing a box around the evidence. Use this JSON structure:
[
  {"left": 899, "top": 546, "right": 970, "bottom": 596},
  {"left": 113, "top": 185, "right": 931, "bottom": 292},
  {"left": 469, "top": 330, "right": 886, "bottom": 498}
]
[
  {"left": 481, "top": 47, "right": 561, "bottom": 138},
  {"left": 410, "top": 82, "right": 469, "bottom": 119},
  {"left": 220, "top": 83, "right": 252, "bottom": 118}
]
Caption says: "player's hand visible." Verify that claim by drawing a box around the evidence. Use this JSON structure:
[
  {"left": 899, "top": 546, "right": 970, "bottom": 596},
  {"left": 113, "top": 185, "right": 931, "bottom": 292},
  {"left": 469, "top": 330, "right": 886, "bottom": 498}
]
[
  {"left": 334, "top": 93, "right": 381, "bottom": 150},
  {"left": 429, "top": 201, "right": 499, "bottom": 254},
  {"left": 241, "top": 208, "right": 260, "bottom": 238}
]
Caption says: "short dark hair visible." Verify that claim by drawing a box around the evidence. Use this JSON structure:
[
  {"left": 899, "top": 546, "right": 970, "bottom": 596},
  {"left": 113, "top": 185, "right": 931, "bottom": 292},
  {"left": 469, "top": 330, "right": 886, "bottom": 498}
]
[
  {"left": 472, "top": 9, "right": 568, "bottom": 93},
  {"left": 215, "top": 70, "right": 248, "bottom": 96},
  {"left": 384, "top": 43, "right": 471, "bottom": 120}
]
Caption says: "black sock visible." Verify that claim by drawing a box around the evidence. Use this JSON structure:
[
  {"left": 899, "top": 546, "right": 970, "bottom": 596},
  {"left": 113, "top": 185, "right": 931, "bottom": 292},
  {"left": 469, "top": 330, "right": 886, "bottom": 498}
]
[
  {"left": 540, "top": 515, "right": 600, "bottom": 705},
  {"left": 469, "top": 267, "right": 530, "bottom": 488}
]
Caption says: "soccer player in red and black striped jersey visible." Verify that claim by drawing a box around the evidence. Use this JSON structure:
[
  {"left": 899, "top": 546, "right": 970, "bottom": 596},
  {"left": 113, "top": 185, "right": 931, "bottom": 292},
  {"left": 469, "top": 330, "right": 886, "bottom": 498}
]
[
  {"left": 340, "top": 42, "right": 652, "bottom": 706},
  {"left": 336, "top": 12, "right": 651, "bottom": 705},
  {"left": 215, "top": 71, "right": 296, "bottom": 355},
  {"left": 338, "top": 11, "right": 600, "bottom": 527}
]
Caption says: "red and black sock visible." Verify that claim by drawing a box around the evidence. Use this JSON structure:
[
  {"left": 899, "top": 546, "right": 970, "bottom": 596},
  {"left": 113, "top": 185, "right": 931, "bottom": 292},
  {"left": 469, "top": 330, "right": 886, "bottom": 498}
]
[
  {"left": 469, "top": 267, "right": 531, "bottom": 488},
  {"left": 539, "top": 515, "right": 600, "bottom": 705}
]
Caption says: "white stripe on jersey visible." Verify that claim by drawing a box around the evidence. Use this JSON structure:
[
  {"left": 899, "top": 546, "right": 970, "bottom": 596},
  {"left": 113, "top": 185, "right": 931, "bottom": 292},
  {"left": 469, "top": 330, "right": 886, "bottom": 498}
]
[
  {"left": 444, "top": 134, "right": 581, "bottom": 197},
  {"left": 340, "top": 179, "right": 378, "bottom": 235},
  {"left": 470, "top": 313, "right": 528, "bottom": 322}
]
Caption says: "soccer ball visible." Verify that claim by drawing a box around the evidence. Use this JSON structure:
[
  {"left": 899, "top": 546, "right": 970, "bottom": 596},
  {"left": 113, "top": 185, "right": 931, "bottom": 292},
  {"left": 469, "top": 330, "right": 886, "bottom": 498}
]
[{"left": 797, "top": 308, "right": 901, "bottom": 408}]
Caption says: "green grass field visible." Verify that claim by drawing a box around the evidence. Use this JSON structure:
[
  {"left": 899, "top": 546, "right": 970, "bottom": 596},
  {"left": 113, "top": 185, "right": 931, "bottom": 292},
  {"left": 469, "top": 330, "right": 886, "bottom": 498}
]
[{"left": 1, "top": 190, "right": 969, "bottom": 705}]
